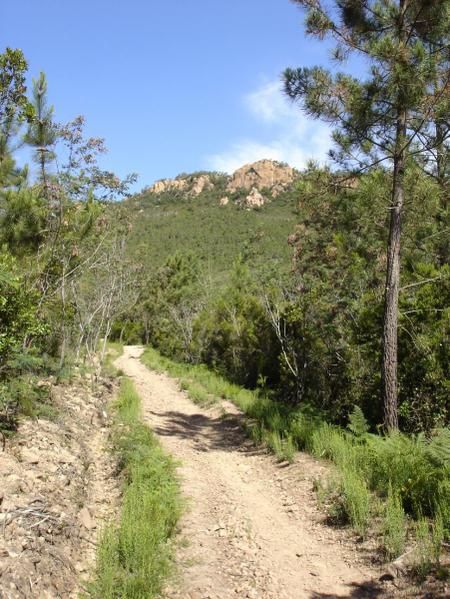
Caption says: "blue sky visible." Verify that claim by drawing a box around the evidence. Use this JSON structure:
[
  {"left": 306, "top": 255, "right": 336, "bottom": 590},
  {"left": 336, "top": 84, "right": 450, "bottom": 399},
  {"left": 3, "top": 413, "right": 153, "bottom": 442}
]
[{"left": 1, "top": 0, "right": 334, "bottom": 189}]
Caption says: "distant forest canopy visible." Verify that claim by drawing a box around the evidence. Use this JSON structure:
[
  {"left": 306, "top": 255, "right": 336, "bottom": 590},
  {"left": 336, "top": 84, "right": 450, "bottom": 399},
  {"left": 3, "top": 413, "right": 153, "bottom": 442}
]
[{"left": 116, "top": 159, "right": 449, "bottom": 434}]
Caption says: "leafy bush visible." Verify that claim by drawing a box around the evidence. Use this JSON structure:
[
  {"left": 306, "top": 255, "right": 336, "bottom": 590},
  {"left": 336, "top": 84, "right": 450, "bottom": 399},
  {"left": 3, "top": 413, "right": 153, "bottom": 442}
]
[
  {"left": 0, "top": 253, "right": 47, "bottom": 376},
  {"left": 194, "top": 260, "right": 279, "bottom": 388}
]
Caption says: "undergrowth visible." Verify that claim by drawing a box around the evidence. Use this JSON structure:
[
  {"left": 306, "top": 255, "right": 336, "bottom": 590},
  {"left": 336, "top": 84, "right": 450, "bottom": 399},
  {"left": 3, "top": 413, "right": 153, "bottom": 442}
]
[
  {"left": 102, "top": 341, "right": 124, "bottom": 377},
  {"left": 90, "top": 376, "right": 181, "bottom": 598},
  {"left": 141, "top": 347, "right": 450, "bottom": 567}
]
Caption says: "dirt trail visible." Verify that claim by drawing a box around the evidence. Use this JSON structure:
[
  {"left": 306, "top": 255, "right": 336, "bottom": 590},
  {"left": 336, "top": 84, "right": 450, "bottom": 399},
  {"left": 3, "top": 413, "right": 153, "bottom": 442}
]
[{"left": 116, "top": 346, "right": 384, "bottom": 599}]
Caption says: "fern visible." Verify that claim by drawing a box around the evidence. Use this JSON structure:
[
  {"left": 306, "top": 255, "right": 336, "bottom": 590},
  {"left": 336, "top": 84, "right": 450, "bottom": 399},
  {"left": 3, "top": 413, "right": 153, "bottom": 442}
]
[{"left": 426, "top": 428, "right": 450, "bottom": 467}]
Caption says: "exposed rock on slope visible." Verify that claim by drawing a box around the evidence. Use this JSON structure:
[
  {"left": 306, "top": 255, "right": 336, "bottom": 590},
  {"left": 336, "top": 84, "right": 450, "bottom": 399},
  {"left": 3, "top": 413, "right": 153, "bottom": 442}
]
[
  {"left": 227, "top": 159, "right": 295, "bottom": 196},
  {"left": 190, "top": 174, "right": 214, "bottom": 196},
  {"left": 149, "top": 174, "right": 213, "bottom": 197},
  {"left": 151, "top": 178, "right": 188, "bottom": 194},
  {"left": 238, "top": 187, "right": 266, "bottom": 208},
  {"left": 147, "top": 159, "right": 297, "bottom": 203}
]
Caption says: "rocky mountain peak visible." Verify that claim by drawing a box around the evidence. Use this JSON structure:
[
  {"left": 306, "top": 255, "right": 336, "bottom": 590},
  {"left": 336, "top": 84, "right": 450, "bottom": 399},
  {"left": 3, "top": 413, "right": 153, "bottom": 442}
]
[
  {"left": 226, "top": 159, "right": 295, "bottom": 196},
  {"left": 146, "top": 159, "right": 297, "bottom": 209}
]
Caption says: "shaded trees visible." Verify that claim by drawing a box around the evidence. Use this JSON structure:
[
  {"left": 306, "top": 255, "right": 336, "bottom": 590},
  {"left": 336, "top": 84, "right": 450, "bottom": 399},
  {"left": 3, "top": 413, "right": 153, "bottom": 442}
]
[{"left": 284, "top": 0, "right": 450, "bottom": 429}]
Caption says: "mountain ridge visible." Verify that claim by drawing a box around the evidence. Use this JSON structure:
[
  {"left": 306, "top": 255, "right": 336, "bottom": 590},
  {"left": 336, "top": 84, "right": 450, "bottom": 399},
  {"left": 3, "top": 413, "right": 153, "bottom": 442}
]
[{"left": 145, "top": 159, "right": 299, "bottom": 207}]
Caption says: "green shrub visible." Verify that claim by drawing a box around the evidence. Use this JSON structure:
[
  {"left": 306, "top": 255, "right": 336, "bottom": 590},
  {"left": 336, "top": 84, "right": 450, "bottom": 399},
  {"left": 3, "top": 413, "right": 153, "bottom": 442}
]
[
  {"left": 289, "top": 413, "right": 319, "bottom": 452},
  {"left": 431, "top": 512, "right": 445, "bottom": 564},
  {"left": 311, "top": 423, "right": 359, "bottom": 471},
  {"left": 339, "top": 467, "right": 371, "bottom": 536},
  {"left": 436, "top": 479, "right": 450, "bottom": 540},
  {"left": 262, "top": 430, "right": 295, "bottom": 463},
  {"left": 185, "top": 381, "right": 211, "bottom": 405},
  {"left": 367, "top": 432, "right": 446, "bottom": 519},
  {"left": 415, "top": 518, "right": 434, "bottom": 578},
  {"left": 280, "top": 434, "right": 296, "bottom": 463},
  {"left": 383, "top": 483, "right": 407, "bottom": 559},
  {"left": 0, "top": 376, "right": 54, "bottom": 432},
  {"left": 348, "top": 405, "right": 369, "bottom": 436}
]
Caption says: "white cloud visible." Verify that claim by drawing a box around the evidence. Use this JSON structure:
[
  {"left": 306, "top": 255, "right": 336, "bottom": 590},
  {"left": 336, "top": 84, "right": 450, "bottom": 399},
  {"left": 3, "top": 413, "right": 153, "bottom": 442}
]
[
  {"left": 244, "top": 80, "right": 292, "bottom": 123},
  {"left": 206, "top": 80, "right": 331, "bottom": 174}
]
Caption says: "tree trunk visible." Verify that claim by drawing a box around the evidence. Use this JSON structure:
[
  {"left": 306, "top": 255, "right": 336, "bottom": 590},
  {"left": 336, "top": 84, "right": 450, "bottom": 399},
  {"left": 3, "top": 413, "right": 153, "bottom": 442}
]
[
  {"left": 435, "top": 121, "right": 449, "bottom": 264},
  {"left": 381, "top": 110, "right": 407, "bottom": 431}
]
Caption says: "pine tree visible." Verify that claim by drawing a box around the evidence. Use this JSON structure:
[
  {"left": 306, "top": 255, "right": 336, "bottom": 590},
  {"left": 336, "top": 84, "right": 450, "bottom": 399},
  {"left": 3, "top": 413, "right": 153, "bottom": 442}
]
[
  {"left": 283, "top": 0, "right": 450, "bottom": 430},
  {"left": 0, "top": 49, "right": 33, "bottom": 190},
  {"left": 24, "top": 72, "right": 57, "bottom": 197},
  {"left": 0, "top": 118, "right": 28, "bottom": 191},
  {"left": 417, "top": 29, "right": 450, "bottom": 264},
  {"left": 0, "top": 48, "right": 32, "bottom": 128}
]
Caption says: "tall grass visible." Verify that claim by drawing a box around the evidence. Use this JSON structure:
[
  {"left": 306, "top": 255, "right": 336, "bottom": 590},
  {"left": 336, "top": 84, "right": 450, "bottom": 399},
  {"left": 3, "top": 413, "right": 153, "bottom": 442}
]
[
  {"left": 141, "top": 347, "right": 450, "bottom": 565},
  {"left": 383, "top": 483, "right": 407, "bottom": 559},
  {"left": 90, "top": 377, "right": 181, "bottom": 598}
]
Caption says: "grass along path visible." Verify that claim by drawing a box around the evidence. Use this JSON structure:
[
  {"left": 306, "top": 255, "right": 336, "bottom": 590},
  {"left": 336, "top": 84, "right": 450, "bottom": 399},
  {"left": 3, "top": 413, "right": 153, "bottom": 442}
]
[
  {"left": 90, "top": 376, "right": 182, "bottom": 598},
  {"left": 141, "top": 346, "right": 450, "bottom": 579}
]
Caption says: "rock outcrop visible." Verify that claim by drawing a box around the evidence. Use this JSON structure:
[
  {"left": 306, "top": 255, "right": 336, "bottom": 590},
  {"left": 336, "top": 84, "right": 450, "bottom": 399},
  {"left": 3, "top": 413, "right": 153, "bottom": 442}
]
[
  {"left": 238, "top": 187, "right": 266, "bottom": 208},
  {"left": 150, "top": 174, "right": 213, "bottom": 197},
  {"left": 147, "top": 159, "right": 297, "bottom": 208},
  {"left": 227, "top": 159, "right": 295, "bottom": 196},
  {"left": 150, "top": 178, "right": 188, "bottom": 194},
  {"left": 190, "top": 174, "right": 213, "bottom": 196}
]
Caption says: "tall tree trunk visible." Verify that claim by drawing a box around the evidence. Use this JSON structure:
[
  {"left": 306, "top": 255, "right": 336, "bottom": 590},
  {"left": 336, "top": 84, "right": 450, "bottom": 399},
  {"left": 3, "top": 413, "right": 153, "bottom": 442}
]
[
  {"left": 381, "top": 109, "right": 407, "bottom": 431},
  {"left": 435, "top": 121, "right": 449, "bottom": 264}
]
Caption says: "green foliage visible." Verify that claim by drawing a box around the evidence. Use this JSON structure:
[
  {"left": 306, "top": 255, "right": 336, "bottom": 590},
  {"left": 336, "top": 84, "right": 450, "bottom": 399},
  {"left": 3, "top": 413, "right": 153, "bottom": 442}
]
[
  {"left": 415, "top": 518, "right": 435, "bottom": 579},
  {"left": 90, "top": 378, "right": 181, "bottom": 598},
  {"left": 125, "top": 182, "right": 296, "bottom": 277},
  {"left": 338, "top": 467, "right": 371, "bottom": 536},
  {"left": 366, "top": 432, "right": 447, "bottom": 521},
  {"left": 195, "top": 260, "right": 279, "bottom": 387},
  {"left": 118, "top": 161, "right": 449, "bottom": 433},
  {"left": 348, "top": 406, "right": 369, "bottom": 437},
  {"left": 0, "top": 48, "right": 34, "bottom": 126},
  {"left": 24, "top": 72, "right": 57, "bottom": 185},
  {"left": 141, "top": 348, "right": 449, "bottom": 550},
  {"left": 0, "top": 187, "right": 47, "bottom": 254},
  {"left": 383, "top": 484, "right": 407, "bottom": 559},
  {"left": 0, "top": 51, "right": 137, "bottom": 433},
  {"left": 0, "top": 253, "right": 47, "bottom": 378},
  {"left": 285, "top": 2, "right": 450, "bottom": 172},
  {"left": 285, "top": 0, "right": 450, "bottom": 430},
  {"left": 140, "top": 252, "right": 202, "bottom": 360}
]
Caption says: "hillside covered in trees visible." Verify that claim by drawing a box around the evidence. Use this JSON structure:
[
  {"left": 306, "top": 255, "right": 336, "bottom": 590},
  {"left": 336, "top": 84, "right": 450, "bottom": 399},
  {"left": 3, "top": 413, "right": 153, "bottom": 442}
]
[{"left": 117, "top": 158, "right": 449, "bottom": 435}]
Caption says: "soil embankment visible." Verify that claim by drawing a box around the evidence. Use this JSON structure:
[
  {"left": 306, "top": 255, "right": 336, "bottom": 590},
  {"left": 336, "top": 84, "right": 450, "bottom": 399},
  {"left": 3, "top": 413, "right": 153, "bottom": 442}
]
[{"left": 0, "top": 377, "right": 118, "bottom": 598}]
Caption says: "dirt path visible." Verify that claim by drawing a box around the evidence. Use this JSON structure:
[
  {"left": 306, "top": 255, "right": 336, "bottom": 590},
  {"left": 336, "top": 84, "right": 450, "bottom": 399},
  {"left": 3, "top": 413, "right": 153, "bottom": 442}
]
[{"left": 116, "top": 346, "right": 384, "bottom": 599}]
